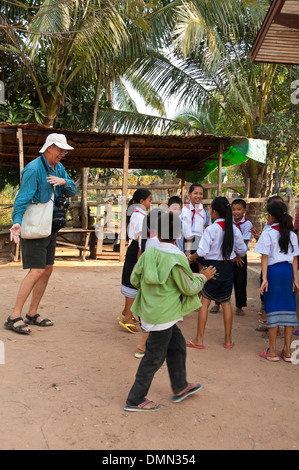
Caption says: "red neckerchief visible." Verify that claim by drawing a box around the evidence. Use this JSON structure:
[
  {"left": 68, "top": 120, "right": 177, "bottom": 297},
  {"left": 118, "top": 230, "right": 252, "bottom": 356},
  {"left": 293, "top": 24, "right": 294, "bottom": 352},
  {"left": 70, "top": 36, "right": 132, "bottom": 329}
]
[
  {"left": 147, "top": 230, "right": 156, "bottom": 239},
  {"left": 217, "top": 221, "right": 225, "bottom": 231},
  {"left": 271, "top": 224, "right": 279, "bottom": 231},
  {"left": 133, "top": 209, "right": 146, "bottom": 216},
  {"left": 186, "top": 203, "right": 203, "bottom": 224},
  {"left": 234, "top": 216, "right": 248, "bottom": 232}
]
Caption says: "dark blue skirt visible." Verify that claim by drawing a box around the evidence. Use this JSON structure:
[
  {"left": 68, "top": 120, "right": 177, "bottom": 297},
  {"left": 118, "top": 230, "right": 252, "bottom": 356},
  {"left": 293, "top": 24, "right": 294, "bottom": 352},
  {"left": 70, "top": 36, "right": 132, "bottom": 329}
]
[
  {"left": 199, "top": 258, "right": 233, "bottom": 303},
  {"left": 264, "top": 262, "right": 298, "bottom": 328}
]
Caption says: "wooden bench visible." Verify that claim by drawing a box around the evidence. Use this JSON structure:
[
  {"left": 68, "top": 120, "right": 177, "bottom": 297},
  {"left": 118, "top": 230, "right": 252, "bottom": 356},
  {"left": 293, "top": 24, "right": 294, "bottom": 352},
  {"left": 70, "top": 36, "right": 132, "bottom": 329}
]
[{"left": 56, "top": 228, "right": 94, "bottom": 261}]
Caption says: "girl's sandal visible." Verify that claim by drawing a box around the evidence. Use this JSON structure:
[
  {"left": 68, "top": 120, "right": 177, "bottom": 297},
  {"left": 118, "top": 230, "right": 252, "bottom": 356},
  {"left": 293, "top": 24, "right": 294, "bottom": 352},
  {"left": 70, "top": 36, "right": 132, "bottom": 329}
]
[
  {"left": 119, "top": 320, "right": 140, "bottom": 334},
  {"left": 260, "top": 348, "right": 279, "bottom": 362}
]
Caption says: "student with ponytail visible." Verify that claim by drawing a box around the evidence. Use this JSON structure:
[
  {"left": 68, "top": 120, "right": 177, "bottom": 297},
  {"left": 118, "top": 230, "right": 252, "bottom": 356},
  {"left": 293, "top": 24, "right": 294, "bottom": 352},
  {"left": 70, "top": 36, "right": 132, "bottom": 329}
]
[
  {"left": 187, "top": 196, "right": 247, "bottom": 349},
  {"left": 119, "top": 188, "right": 152, "bottom": 334},
  {"left": 254, "top": 201, "right": 299, "bottom": 362}
]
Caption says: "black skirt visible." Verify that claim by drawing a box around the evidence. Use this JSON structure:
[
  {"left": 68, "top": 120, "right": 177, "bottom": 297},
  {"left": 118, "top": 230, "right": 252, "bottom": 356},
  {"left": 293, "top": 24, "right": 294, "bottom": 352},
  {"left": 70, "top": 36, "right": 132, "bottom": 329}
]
[
  {"left": 198, "top": 258, "right": 233, "bottom": 303},
  {"left": 121, "top": 240, "right": 139, "bottom": 290}
]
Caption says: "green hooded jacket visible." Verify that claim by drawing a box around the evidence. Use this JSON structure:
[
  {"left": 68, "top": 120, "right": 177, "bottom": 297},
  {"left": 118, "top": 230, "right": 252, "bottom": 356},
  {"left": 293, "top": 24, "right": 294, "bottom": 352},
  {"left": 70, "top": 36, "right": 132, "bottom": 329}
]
[{"left": 130, "top": 246, "right": 206, "bottom": 324}]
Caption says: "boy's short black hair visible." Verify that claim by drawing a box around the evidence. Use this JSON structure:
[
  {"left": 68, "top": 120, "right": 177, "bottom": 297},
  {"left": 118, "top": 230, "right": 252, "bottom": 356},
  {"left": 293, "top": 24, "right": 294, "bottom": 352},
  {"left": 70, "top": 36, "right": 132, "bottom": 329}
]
[
  {"left": 232, "top": 198, "right": 246, "bottom": 209},
  {"left": 157, "top": 212, "right": 181, "bottom": 242},
  {"left": 266, "top": 195, "right": 284, "bottom": 210},
  {"left": 167, "top": 195, "right": 183, "bottom": 207}
]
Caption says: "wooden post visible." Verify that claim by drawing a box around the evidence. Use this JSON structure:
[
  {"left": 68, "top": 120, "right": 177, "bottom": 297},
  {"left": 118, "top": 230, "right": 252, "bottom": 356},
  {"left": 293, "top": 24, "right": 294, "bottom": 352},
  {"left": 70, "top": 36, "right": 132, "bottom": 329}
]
[
  {"left": 217, "top": 140, "right": 224, "bottom": 196},
  {"left": 119, "top": 138, "right": 130, "bottom": 262},
  {"left": 81, "top": 168, "right": 88, "bottom": 229},
  {"left": 17, "top": 128, "right": 24, "bottom": 177},
  {"left": 180, "top": 171, "right": 185, "bottom": 204},
  {"left": 15, "top": 128, "right": 24, "bottom": 261}
]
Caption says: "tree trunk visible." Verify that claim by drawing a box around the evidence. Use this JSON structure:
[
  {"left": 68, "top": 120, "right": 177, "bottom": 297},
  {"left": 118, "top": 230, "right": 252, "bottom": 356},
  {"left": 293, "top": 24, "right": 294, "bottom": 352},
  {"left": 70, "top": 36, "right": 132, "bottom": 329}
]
[{"left": 243, "top": 159, "right": 267, "bottom": 232}]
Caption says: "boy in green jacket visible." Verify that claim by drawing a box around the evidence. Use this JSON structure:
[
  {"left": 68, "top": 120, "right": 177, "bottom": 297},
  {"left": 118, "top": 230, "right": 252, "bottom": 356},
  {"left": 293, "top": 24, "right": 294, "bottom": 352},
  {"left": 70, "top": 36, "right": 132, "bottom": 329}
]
[{"left": 124, "top": 212, "right": 216, "bottom": 412}]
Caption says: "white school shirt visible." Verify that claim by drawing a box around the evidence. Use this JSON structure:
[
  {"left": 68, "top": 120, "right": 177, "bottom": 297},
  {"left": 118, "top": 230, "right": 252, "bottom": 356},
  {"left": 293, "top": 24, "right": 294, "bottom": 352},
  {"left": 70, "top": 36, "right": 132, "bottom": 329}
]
[
  {"left": 196, "top": 218, "right": 247, "bottom": 260},
  {"left": 128, "top": 206, "right": 147, "bottom": 241},
  {"left": 181, "top": 202, "right": 211, "bottom": 240},
  {"left": 253, "top": 223, "right": 299, "bottom": 266},
  {"left": 233, "top": 216, "right": 253, "bottom": 250},
  {"left": 139, "top": 234, "right": 161, "bottom": 250},
  {"left": 140, "top": 242, "right": 186, "bottom": 332}
]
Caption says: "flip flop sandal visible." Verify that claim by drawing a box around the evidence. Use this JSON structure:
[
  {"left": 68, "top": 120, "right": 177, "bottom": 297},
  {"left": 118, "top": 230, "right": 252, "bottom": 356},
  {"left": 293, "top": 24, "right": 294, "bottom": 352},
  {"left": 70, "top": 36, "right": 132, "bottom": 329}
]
[
  {"left": 260, "top": 348, "right": 279, "bottom": 362},
  {"left": 119, "top": 320, "right": 139, "bottom": 334},
  {"left": 117, "top": 316, "right": 139, "bottom": 325},
  {"left": 25, "top": 314, "right": 53, "bottom": 327},
  {"left": 224, "top": 342, "right": 235, "bottom": 349},
  {"left": 171, "top": 383, "right": 202, "bottom": 403},
  {"left": 255, "top": 325, "right": 268, "bottom": 332},
  {"left": 186, "top": 340, "right": 205, "bottom": 349},
  {"left": 279, "top": 350, "right": 293, "bottom": 363},
  {"left": 4, "top": 316, "right": 31, "bottom": 335},
  {"left": 134, "top": 350, "right": 145, "bottom": 359},
  {"left": 210, "top": 305, "right": 220, "bottom": 313},
  {"left": 124, "top": 399, "right": 160, "bottom": 412}
]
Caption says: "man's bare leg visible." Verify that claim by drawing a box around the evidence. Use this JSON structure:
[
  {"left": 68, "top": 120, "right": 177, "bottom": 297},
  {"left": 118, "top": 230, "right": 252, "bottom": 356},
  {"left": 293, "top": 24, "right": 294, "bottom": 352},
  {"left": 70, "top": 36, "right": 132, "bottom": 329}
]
[
  {"left": 27, "top": 265, "right": 53, "bottom": 325},
  {"left": 9, "top": 268, "right": 46, "bottom": 331}
]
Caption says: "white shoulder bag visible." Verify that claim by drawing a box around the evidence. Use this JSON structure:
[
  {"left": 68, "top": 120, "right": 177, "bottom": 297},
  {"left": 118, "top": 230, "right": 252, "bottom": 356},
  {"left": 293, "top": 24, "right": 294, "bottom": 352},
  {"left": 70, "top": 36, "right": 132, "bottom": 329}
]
[{"left": 21, "top": 191, "right": 54, "bottom": 239}]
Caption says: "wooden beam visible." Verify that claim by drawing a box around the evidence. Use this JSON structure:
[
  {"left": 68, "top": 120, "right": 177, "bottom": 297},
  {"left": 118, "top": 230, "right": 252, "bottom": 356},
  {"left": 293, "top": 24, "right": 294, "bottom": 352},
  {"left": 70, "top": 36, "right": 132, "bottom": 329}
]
[
  {"left": 180, "top": 171, "right": 185, "bottom": 203},
  {"left": 119, "top": 139, "right": 130, "bottom": 262},
  {"left": 81, "top": 168, "right": 88, "bottom": 229},
  {"left": 217, "top": 140, "right": 224, "bottom": 196}
]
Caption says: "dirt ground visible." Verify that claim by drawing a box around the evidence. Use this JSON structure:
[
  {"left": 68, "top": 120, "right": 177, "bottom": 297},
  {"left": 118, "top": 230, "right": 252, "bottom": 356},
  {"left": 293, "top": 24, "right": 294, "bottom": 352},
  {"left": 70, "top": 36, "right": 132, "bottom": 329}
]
[{"left": 0, "top": 248, "right": 298, "bottom": 451}]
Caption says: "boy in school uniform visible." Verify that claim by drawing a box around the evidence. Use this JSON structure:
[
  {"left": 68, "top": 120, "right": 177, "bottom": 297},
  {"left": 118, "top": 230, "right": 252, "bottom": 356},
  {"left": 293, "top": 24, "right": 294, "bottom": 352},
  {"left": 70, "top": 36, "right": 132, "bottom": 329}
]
[
  {"left": 124, "top": 212, "right": 216, "bottom": 411},
  {"left": 167, "top": 195, "right": 184, "bottom": 253},
  {"left": 231, "top": 198, "right": 253, "bottom": 315}
]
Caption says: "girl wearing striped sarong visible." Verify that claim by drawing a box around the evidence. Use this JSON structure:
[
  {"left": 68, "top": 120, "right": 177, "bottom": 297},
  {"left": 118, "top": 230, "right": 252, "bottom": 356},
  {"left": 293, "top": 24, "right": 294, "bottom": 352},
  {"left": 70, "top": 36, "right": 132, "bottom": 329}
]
[{"left": 254, "top": 201, "right": 299, "bottom": 362}]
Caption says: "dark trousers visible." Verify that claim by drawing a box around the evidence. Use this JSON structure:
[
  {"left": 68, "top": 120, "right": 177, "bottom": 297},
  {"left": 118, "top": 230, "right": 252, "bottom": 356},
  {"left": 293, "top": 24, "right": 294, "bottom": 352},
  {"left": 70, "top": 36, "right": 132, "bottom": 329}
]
[
  {"left": 233, "top": 255, "right": 247, "bottom": 308},
  {"left": 126, "top": 324, "right": 188, "bottom": 406}
]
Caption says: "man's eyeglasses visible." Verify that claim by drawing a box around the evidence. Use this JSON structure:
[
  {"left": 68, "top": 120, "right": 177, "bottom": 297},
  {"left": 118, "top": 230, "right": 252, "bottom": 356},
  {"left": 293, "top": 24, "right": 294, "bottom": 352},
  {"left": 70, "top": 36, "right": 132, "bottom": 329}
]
[{"left": 52, "top": 144, "right": 68, "bottom": 156}]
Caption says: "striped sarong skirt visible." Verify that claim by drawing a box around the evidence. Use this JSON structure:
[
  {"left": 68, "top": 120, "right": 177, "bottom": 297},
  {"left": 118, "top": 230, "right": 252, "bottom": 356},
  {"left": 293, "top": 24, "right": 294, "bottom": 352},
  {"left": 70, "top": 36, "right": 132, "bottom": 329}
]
[{"left": 263, "top": 261, "right": 298, "bottom": 328}]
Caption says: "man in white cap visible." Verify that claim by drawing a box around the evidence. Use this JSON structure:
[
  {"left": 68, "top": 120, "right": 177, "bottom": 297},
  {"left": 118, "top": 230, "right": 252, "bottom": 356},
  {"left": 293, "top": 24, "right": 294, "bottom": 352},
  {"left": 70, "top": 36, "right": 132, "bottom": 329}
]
[{"left": 5, "top": 133, "right": 77, "bottom": 335}]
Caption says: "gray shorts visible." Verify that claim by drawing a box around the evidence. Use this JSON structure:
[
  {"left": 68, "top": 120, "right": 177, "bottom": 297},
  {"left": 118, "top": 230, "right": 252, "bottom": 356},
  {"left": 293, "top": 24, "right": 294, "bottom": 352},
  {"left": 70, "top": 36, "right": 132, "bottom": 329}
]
[{"left": 21, "top": 233, "right": 57, "bottom": 269}]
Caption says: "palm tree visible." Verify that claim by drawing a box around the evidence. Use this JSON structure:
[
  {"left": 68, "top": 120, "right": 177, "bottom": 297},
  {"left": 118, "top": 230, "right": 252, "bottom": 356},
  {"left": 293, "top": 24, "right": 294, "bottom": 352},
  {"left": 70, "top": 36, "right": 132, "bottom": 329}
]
[
  {"left": 0, "top": 0, "right": 143, "bottom": 126},
  {"left": 96, "top": 0, "right": 295, "bottom": 228}
]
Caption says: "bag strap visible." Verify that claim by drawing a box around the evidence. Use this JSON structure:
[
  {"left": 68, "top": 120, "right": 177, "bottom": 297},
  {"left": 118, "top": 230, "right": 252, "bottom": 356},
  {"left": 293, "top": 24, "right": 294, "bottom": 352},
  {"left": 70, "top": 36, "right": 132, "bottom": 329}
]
[{"left": 41, "top": 155, "right": 55, "bottom": 201}]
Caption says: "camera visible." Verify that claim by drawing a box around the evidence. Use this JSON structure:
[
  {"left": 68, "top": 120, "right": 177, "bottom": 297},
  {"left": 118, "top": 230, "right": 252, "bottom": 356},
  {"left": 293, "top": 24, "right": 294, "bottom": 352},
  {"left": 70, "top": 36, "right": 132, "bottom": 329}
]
[{"left": 54, "top": 196, "right": 70, "bottom": 210}]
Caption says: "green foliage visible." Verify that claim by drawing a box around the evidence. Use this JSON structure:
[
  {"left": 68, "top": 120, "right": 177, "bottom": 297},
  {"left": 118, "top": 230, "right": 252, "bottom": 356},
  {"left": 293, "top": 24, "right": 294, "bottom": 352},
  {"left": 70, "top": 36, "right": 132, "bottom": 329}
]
[{"left": 0, "top": 184, "right": 19, "bottom": 225}]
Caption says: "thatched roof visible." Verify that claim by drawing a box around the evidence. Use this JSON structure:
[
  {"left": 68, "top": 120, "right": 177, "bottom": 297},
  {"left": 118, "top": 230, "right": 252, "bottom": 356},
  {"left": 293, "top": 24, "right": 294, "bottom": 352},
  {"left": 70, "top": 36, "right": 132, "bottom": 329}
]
[{"left": 0, "top": 123, "right": 265, "bottom": 178}]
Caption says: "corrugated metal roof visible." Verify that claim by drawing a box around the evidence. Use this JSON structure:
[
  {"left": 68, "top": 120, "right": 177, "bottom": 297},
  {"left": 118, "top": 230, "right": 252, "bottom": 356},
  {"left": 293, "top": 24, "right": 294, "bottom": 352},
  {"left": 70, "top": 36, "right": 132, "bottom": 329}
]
[{"left": 249, "top": 0, "right": 299, "bottom": 65}]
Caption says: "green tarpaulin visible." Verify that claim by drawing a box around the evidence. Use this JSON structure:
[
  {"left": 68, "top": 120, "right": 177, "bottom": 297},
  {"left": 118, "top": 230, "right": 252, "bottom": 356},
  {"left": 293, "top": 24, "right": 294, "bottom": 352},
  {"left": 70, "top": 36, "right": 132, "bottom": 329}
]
[{"left": 180, "top": 138, "right": 267, "bottom": 183}]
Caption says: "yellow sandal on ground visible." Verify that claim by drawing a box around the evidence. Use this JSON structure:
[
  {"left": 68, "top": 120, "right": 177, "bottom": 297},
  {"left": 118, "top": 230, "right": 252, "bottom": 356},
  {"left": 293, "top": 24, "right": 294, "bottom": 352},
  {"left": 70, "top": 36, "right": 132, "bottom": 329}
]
[{"left": 118, "top": 320, "right": 140, "bottom": 334}]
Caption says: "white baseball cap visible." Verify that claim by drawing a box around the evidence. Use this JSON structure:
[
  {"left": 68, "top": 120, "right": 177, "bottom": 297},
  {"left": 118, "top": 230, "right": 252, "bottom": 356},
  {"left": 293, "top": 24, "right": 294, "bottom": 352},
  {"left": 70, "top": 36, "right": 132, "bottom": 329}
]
[{"left": 39, "top": 133, "right": 74, "bottom": 153}]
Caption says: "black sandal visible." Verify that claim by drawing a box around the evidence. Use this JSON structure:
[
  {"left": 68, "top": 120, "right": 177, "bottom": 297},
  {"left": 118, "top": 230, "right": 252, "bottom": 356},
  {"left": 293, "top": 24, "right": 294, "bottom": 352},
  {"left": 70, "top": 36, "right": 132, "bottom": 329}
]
[
  {"left": 25, "top": 313, "right": 53, "bottom": 327},
  {"left": 4, "top": 316, "right": 31, "bottom": 335}
]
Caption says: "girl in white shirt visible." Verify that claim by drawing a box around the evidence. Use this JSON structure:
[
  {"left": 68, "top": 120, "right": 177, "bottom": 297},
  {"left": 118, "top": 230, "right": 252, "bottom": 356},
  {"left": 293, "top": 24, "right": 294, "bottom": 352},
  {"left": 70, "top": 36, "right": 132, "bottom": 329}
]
[
  {"left": 254, "top": 201, "right": 299, "bottom": 362},
  {"left": 181, "top": 183, "right": 211, "bottom": 272},
  {"left": 119, "top": 188, "right": 152, "bottom": 333},
  {"left": 187, "top": 196, "right": 247, "bottom": 349}
]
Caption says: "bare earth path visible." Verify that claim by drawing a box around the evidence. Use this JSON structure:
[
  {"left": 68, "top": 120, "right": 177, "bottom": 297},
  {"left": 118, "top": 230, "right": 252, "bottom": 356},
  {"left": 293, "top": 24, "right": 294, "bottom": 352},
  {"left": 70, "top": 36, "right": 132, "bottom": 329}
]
[{"left": 0, "top": 255, "right": 298, "bottom": 450}]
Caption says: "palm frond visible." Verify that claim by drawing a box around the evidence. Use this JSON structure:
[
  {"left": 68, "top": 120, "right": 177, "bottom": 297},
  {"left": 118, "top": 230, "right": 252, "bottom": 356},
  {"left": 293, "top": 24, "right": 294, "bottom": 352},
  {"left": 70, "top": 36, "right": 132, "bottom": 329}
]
[{"left": 96, "top": 108, "right": 204, "bottom": 135}]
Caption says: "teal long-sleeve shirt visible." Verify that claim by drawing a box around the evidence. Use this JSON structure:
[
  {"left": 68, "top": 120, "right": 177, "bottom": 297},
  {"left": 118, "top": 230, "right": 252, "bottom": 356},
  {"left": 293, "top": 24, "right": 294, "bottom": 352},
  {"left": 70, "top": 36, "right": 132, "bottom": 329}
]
[{"left": 12, "top": 155, "right": 77, "bottom": 225}]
